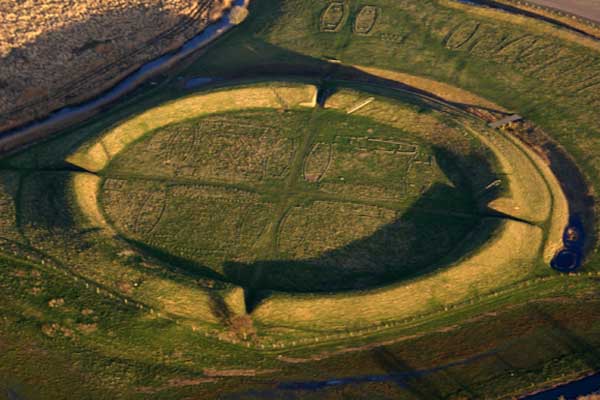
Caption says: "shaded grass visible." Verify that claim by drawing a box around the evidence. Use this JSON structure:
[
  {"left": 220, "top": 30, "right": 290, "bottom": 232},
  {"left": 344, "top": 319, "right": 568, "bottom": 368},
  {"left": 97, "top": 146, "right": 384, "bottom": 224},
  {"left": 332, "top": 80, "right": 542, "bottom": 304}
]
[
  {"left": 96, "top": 106, "right": 488, "bottom": 293},
  {"left": 183, "top": 0, "right": 600, "bottom": 266}
]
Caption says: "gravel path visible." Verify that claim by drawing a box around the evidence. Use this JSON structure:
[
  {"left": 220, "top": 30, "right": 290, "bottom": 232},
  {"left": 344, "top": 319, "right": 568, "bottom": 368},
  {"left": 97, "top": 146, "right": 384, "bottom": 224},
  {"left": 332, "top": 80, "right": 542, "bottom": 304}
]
[{"left": 527, "top": 0, "right": 600, "bottom": 23}]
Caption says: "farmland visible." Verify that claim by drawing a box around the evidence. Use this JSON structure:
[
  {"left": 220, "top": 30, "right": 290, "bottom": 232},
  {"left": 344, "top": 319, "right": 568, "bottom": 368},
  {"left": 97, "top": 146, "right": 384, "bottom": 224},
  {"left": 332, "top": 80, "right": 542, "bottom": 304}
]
[
  {"left": 0, "top": 0, "right": 231, "bottom": 132},
  {"left": 0, "top": 0, "right": 599, "bottom": 399}
]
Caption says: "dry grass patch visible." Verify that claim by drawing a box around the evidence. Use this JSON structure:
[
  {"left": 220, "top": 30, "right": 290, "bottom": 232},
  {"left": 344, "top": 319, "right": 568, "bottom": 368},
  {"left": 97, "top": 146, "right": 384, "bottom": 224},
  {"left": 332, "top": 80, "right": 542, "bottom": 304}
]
[
  {"left": 0, "top": 0, "right": 230, "bottom": 131},
  {"left": 466, "top": 126, "right": 552, "bottom": 223},
  {"left": 136, "top": 279, "right": 221, "bottom": 324},
  {"left": 502, "top": 131, "right": 569, "bottom": 262},
  {"left": 76, "top": 323, "right": 98, "bottom": 334},
  {"left": 224, "top": 287, "right": 246, "bottom": 316}
]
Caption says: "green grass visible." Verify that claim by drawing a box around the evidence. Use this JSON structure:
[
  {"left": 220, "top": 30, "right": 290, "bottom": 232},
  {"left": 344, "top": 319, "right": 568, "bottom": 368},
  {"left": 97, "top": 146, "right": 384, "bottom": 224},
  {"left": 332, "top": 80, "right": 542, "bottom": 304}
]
[
  {"left": 2, "top": 251, "right": 599, "bottom": 399},
  {"left": 1, "top": 82, "right": 560, "bottom": 328},
  {"left": 0, "top": 78, "right": 577, "bottom": 398},
  {"left": 0, "top": 0, "right": 599, "bottom": 398}
]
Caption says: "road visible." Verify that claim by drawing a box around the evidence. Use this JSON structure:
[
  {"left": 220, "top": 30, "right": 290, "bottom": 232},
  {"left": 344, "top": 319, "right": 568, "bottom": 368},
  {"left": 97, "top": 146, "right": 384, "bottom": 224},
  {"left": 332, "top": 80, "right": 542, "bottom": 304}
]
[{"left": 528, "top": 0, "right": 600, "bottom": 24}]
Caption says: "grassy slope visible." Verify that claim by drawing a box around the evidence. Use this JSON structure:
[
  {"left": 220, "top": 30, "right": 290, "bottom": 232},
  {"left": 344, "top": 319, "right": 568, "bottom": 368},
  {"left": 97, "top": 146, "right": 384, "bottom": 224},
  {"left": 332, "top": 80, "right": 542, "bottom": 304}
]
[
  {"left": 250, "top": 88, "right": 561, "bottom": 329},
  {"left": 2, "top": 252, "right": 600, "bottom": 399},
  {"left": 62, "top": 84, "right": 559, "bottom": 330}
]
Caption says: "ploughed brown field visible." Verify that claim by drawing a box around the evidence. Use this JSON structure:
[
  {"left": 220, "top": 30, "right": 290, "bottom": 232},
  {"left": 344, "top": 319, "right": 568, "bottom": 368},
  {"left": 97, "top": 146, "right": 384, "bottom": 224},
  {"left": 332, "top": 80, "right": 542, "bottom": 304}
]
[{"left": 0, "top": 0, "right": 229, "bottom": 132}]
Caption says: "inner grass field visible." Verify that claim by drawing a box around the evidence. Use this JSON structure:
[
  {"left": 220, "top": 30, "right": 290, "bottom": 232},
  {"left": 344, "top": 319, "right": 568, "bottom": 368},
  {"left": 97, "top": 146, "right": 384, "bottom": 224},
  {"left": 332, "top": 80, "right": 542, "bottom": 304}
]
[
  {"left": 0, "top": 0, "right": 599, "bottom": 398},
  {"left": 100, "top": 108, "right": 482, "bottom": 293}
]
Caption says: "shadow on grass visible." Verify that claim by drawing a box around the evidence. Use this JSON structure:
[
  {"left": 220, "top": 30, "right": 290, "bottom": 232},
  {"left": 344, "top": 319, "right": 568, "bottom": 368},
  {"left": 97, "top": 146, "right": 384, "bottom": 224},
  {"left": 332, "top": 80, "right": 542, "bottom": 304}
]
[
  {"left": 224, "top": 180, "right": 496, "bottom": 296},
  {"left": 82, "top": 145, "right": 506, "bottom": 310},
  {"left": 121, "top": 237, "right": 227, "bottom": 283},
  {"left": 370, "top": 347, "right": 445, "bottom": 399},
  {"left": 516, "top": 303, "right": 600, "bottom": 399},
  {"left": 238, "top": 344, "right": 500, "bottom": 398},
  {"left": 528, "top": 303, "right": 600, "bottom": 371},
  {"left": 220, "top": 147, "right": 504, "bottom": 308},
  {"left": 188, "top": 37, "right": 508, "bottom": 117}
]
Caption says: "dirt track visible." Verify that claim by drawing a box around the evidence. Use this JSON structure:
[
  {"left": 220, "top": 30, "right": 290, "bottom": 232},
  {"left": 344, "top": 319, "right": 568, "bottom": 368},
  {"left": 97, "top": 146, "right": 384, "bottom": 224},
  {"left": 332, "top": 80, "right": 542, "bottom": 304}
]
[{"left": 527, "top": 0, "right": 600, "bottom": 23}]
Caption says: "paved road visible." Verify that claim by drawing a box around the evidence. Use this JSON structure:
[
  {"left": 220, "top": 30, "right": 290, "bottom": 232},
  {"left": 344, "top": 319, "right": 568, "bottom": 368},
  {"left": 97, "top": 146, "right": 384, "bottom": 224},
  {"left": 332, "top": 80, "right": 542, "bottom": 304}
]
[{"left": 527, "top": 0, "right": 600, "bottom": 23}]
